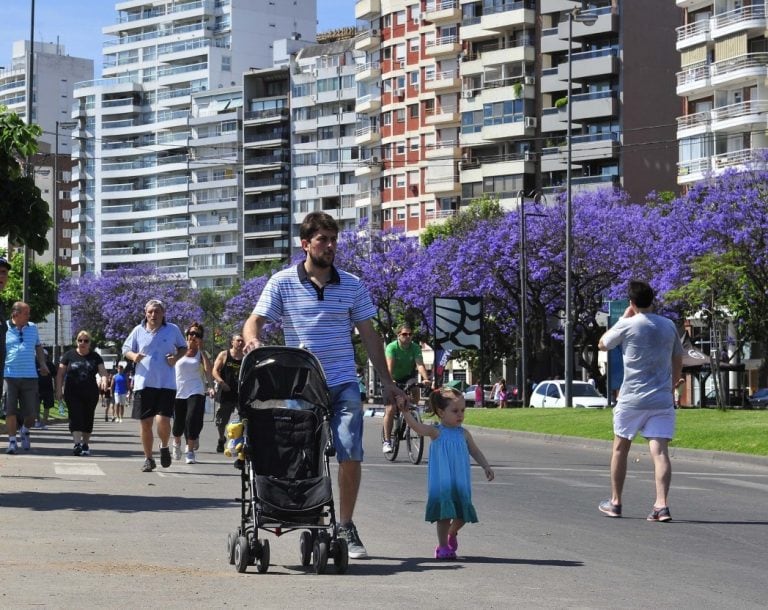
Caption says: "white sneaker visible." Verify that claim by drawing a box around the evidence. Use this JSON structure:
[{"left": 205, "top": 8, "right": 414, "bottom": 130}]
[
  {"left": 382, "top": 440, "right": 393, "bottom": 454},
  {"left": 172, "top": 443, "right": 182, "bottom": 461},
  {"left": 185, "top": 450, "right": 196, "bottom": 464}
]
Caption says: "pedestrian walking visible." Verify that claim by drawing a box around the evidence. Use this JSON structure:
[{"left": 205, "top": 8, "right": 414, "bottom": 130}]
[
  {"left": 122, "top": 299, "right": 186, "bottom": 472},
  {"left": 36, "top": 349, "right": 56, "bottom": 429},
  {"left": 243, "top": 211, "right": 406, "bottom": 559},
  {"left": 399, "top": 386, "right": 494, "bottom": 559},
  {"left": 211, "top": 334, "right": 244, "bottom": 453},
  {"left": 597, "top": 280, "right": 684, "bottom": 522},
  {"left": 172, "top": 322, "right": 214, "bottom": 464},
  {"left": 4, "top": 302, "right": 50, "bottom": 454},
  {"left": 56, "top": 331, "right": 109, "bottom": 456},
  {"left": 111, "top": 365, "right": 128, "bottom": 422}
]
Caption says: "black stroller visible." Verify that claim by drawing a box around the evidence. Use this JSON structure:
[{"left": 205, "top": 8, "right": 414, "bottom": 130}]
[{"left": 226, "top": 346, "right": 349, "bottom": 574}]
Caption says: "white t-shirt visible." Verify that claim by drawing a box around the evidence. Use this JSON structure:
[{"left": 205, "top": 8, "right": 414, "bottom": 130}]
[
  {"left": 601, "top": 313, "right": 684, "bottom": 410},
  {"left": 175, "top": 352, "right": 205, "bottom": 399}
]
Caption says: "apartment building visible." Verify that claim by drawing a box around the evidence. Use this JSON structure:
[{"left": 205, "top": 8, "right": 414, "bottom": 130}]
[
  {"left": 355, "top": 0, "right": 463, "bottom": 234},
  {"left": 70, "top": 0, "right": 315, "bottom": 278},
  {"left": 675, "top": 0, "right": 767, "bottom": 186},
  {"left": 292, "top": 34, "right": 361, "bottom": 240},
  {"left": 540, "top": 0, "right": 679, "bottom": 199}
]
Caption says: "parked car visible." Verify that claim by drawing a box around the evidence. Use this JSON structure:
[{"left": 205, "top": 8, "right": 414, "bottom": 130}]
[
  {"left": 749, "top": 388, "right": 768, "bottom": 409},
  {"left": 529, "top": 380, "right": 607, "bottom": 408},
  {"left": 463, "top": 384, "right": 493, "bottom": 407}
]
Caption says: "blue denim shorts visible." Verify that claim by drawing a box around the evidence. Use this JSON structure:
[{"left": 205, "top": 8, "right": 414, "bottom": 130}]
[{"left": 329, "top": 381, "right": 364, "bottom": 462}]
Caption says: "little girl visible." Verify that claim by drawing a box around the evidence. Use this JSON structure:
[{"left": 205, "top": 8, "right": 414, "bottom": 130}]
[{"left": 399, "top": 386, "right": 494, "bottom": 560}]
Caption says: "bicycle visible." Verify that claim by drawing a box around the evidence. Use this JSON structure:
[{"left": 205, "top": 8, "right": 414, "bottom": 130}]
[{"left": 382, "top": 379, "right": 428, "bottom": 464}]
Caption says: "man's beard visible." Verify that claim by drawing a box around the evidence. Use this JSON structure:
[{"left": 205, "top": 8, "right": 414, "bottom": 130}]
[{"left": 309, "top": 250, "right": 334, "bottom": 268}]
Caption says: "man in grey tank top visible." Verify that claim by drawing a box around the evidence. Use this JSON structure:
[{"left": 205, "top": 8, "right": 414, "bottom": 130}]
[{"left": 597, "top": 281, "right": 684, "bottom": 522}]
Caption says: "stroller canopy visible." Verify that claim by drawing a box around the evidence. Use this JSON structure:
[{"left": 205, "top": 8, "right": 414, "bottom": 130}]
[{"left": 238, "top": 346, "right": 331, "bottom": 412}]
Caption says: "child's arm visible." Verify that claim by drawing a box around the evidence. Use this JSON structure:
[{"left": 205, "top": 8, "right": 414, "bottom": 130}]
[
  {"left": 399, "top": 403, "right": 440, "bottom": 439},
  {"left": 464, "top": 429, "right": 494, "bottom": 481}
]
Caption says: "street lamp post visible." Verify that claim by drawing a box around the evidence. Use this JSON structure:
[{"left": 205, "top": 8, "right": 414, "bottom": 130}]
[
  {"left": 53, "top": 120, "right": 77, "bottom": 361},
  {"left": 518, "top": 190, "right": 528, "bottom": 408},
  {"left": 564, "top": 6, "right": 597, "bottom": 408}
]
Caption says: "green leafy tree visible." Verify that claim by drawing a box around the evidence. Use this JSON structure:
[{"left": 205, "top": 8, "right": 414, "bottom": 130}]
[
  {"left": 0, "top": 251, "right": 56, "bottom": 322},
  {"left": 0, "top": 106, "right": 52, "bottom": 253},
  {"left": 420, "top": 194, "right": 502, "bottom": 247}
]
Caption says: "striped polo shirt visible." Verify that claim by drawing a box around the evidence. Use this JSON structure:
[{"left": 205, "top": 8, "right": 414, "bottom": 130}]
[{"left": 253, "top": 263, "right": 376, "bottom": 387}]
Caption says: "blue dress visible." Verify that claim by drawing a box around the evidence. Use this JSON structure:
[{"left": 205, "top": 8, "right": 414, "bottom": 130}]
[{"left": 425, "top": 424, "right": 478, "bottom": 523}]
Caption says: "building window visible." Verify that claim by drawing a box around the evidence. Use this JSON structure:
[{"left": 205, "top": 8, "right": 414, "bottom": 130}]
[
  {"left": 408, "top": 37, "right": 420, "bottom": 52},
  {"left": 409, "top": 204, "right": 419, "bottom": 217},
  {"left": 410, "top": 71, "right": 419, "bottom": 86},
  {"left": 396, "top": 173, "right": 406, "bottom": 187},
  {"left": 396, "top": 108, "right": 405, "bottom": 122},
  {"left": 409, "top": 104, "right": 419, "bottom": 118},
  {"left": 396, "top": 207, "right": 406, "bottom": 220},
  {"left": 221, "top": 56, "right": 231, "bottom": 71},
  {"left": 395, "top": 10, "right": 406, "bottom": 25}
]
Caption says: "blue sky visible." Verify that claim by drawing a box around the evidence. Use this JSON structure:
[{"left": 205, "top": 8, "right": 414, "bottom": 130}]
[{"left": 0, "top": 0, "right": 355, "bottom": 75}]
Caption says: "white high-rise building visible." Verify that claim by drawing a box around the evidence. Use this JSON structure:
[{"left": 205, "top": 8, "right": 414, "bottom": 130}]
[{"left": 70, "top": 0, "right": 316, "bottom": 278}]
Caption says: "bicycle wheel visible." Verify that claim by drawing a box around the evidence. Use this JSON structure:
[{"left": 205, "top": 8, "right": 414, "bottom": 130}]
[
  {"left": 382, "top": 414, "right": 400, "bottom": 461},
  {"left": 405, "top": 408, "right": 424, "bottom": 464}
]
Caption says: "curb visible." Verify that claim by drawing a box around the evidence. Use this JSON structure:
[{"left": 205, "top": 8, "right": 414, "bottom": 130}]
[{"left": 465, "top": 425, "right": 768, "bottom": 469}]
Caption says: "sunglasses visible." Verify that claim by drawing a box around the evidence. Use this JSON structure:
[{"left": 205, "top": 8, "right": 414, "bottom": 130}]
[
  {"left": 77, "top": 338, "right": 90, "bottom": 343},
  {"left": 187, "top": 331, "right": 202, "bottom": 338},
  {"left": 399, "top": 332, "right": 411, "bottom": 337}
]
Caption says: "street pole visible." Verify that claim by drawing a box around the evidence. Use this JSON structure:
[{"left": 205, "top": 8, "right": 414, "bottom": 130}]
[
  {"left": 564, "top": 10, "right": 574, "bottom": 409},
  {"left": 564, "top": 5, "right": 596, "bottom": 409},
  {"left": 518, "top": 190, "right": 528, "bottom": 408},
  {"left": 54, "top": 121, "right": 59, "bottom": 361},
  {"left": 23, "top": 0, "right": 36, "bottom": 303}
]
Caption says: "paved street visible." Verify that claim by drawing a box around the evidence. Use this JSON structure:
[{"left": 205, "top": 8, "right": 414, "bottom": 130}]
[{"left": 1, "top": 409, "right": 767, "bottom": 609}]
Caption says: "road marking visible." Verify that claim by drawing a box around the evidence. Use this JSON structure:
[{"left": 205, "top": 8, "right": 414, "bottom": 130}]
[{"left": 54, "top": 462, "right": 105, "bottom": 476}]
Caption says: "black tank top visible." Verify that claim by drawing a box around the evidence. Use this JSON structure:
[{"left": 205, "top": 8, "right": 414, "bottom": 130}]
[{"left": 219, "top": 351, "right": 242, "bottom": 402}]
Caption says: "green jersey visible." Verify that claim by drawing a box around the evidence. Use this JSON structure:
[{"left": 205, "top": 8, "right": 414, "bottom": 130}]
[{"left": 385, "top": 339, "right": 422, "bottom": 383}]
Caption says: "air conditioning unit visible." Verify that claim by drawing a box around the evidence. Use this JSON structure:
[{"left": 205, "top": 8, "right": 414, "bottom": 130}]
[
  {"left": 461, "top": 90, "right": 474, "bottom": 99},
  {"left": 399, "top": 59, "right": 406, "bottom": 68},
  {"left": 524, "top": 76, "right": 535, "bottom": 85},
  {"left": 311, "top": 68, "right": 317, "bottom": 76},
  {"left": 396, "top": 88, "right": 405, "bottom": 97},
  {"left": 414, "top": 15, "right": 421, "bottom": 25},
  {"left": 524, "top": 116, "right": 537, "bottom": 128},
  {"left": 524, "top": 151, "right": 535, "bottom": 162},
  {"left": 310, "top": 95, "right": 316, "bottom": 103},
  {"left": 369, "top": 156, "right": 379, "bottom": 164},
  {"left": 371, "top": 29, "right": 378, "bottom": 36}
]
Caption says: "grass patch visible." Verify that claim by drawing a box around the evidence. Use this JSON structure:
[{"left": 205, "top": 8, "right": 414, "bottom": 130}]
[{"left": 462, "top": 408, "right": 768, "bottom": 456}]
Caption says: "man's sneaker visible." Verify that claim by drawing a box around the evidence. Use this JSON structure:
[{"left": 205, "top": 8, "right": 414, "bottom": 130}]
[
  {"left": 6, "top": 439, "right": 17, "bottom": 455},
  {"left": 338, "top": 522, "right": 368, "bottom": 559},
  {"left": 159, "top": 446, "right": 172, "bottom": 468},
  {"left": 20, "top": 427, "right": 31, "bottom": 451},
  {"left": 141, "top": 458, "right": 157, "bottom": 472},
  {"left": 33, "top": 420, "right": 47, "bottom": 430},
  {"left": 216, "top": 438, "right": 225, "bottom": 453},
  {"left": 382, "top": 440, "right": 393, "bottom": 454},
  {"left": 172, "top": 443, "right": 182, "bottom": 461},
  {"left": 185, "top": 450, "right": 196, "bottom": 464},
  {"left": 598, "top": 500, "right": 622, "bottom": 518},
  {"left": 73, "top": 443, "right": 83, "bottom": 456},
  {"left": 434, "top": 545, "right": 457, "bottom": 560},
  {"left": 81, "top": 443, "right": 90, "bottom": 456},
  {"left": 647, "top": 506, "right": 672, "bottom": 522}
]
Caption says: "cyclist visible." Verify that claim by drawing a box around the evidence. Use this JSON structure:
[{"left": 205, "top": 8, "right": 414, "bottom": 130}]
[{"left": 383, "top": 324, "right": 430, "bottom": 454}]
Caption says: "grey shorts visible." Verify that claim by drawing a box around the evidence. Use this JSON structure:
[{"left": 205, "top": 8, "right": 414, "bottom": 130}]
[{"left": 4, "top": 378, "right": 39, "bottom": 419}]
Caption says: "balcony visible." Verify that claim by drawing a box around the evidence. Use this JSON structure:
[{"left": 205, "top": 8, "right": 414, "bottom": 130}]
[
  {"left": 424, "top": 69, "right": 461, "bottom": 91},
  {"left": 711, "top": 53, "right": 768, "bottom": 88},
  {"left": 356, "top": 188, "right": 381, "bottom": 208},
  {"left": 712, "top": 4, "right": 766, "bottom": 39},
  {"left": 355, "top": 158, "right": 383, "bottom": 177},
  {"left": 676, "top": 110, "right": 712, "bottom": 139},
  {"left": 424, "top": 175, "right": 460, "bottom": 194},
  {"left": 712, "top": 100, "right": 768, "bottom": 133},
  {"left": 355, "top": 61, "right": 381, "bottom": 82},
  {"left": 479, "top": 1, "right": 535, "bottom": 32},
  {"left": 676, "top": 62, "right": 711, "bottom": 96},
  {"left": 357, "top": 93, "right": 381, "bottom": 114},
  {"left": 354, "top": 28, "right": 381, "bottom": 52},
  {"left": 425, "top": 34, "right": 461, "bottom": 58},
  {"left": 559, "top": 48, "right": 618, "bottom": 81},
  {"left": 425, "top": 140, "right": 460, "bottom": 160},
  {"left": 355, "top": 0, "right": 381, "bottom": 20},
  {"left": 355, "top": 124, "right": 381, "bottom": 146},
  {"left": 676, "top": 19, "right": 710, "bottom": 51},
  {"left": 424, "top": 0, "right": 460, "bottom": 24},
  {"left": 425, "top": 104, "right": 459, "bottom": 126}
]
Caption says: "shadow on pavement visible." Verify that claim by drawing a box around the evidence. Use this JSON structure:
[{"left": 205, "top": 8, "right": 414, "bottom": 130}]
[{"left": 0, "top": 490, "right": 233, "bottom": 512}]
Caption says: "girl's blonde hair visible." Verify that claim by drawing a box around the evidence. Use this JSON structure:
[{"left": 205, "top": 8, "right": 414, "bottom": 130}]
[
  {"left": 426, "top": 386, "right": 463, "bottom": 416},
  {"left": 76, "top": 330, "right": 91, "bottom": 343}
]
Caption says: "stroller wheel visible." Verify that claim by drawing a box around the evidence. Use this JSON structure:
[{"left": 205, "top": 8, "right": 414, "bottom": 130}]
[
  {"left": 299, "top": 531, "right": 313, "bottom": 567},
  {"left": 226, "top": 530, "right": 238, "bottom": 565},
  {"left": 313, "top": 535, "right": 329, "bottom": 574},
  {"left": 256, "top": 539, "right": 270, "bottom": 574},
  {"left": 333, "top": 537, "right": 349, "bottom": 574},
  {"left": 234, "top": 536, "right": 249, "bottom": 573}
]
